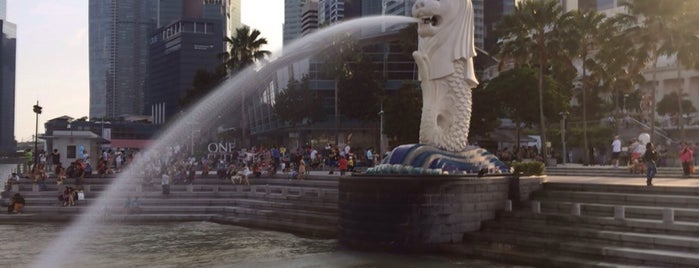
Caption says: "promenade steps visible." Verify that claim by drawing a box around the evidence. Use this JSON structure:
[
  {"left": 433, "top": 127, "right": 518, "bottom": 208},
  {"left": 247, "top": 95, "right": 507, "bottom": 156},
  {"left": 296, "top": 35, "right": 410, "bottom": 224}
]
[
  {"left": 455, "top": 182, "right": 699, "bottom": 267},
  {"left": 547, "top": 166, "right": 686, "bottom": 177},
  {"left": 3, "top": 174, "right": 340, "bottom": 238}
]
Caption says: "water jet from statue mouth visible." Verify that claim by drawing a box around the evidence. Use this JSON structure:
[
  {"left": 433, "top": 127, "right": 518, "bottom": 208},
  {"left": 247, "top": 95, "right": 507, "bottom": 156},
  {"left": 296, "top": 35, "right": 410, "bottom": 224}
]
[{"left": 421, "top": 16, "right": 439, "bottom": 26}]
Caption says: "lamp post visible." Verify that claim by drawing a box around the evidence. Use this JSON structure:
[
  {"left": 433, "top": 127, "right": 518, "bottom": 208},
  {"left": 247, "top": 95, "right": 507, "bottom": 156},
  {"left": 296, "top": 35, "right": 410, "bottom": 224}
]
[
  {"left": 623, "top": 94, "right": 628, "bottom": 113},
  {"left": 559, "top": 111, "right": 568, "bottom": 165},
  {"left": 191, "top": 129, "right": 201, "bottom": 156},
  {"left": 379, "top": 105, "right": 384, "bottom": 156},
  {"left": 32, "top": 101, "right": 42, "bottom": 168}
]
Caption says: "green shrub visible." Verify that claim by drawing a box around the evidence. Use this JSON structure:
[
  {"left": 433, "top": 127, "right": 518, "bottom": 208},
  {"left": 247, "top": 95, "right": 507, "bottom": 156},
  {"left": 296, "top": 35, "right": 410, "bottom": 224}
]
[{"left": 511, "top": 161, "right": 545, "bottom": 176}]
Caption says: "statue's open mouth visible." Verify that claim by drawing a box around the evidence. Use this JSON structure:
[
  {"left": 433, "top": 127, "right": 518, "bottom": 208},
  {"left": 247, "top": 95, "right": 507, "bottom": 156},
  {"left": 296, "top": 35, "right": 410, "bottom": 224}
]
[{"left": 421, "top": 16, "right": 440, "bottom": 27}]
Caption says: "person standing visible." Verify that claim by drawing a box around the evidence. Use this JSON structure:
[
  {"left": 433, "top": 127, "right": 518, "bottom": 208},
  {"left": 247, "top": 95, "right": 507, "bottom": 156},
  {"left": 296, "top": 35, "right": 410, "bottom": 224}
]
[
  {"left": 51, "top": 149, "right": 61, "bottom": 171},
  {"left": 297, "top": 159, "right": 306, "bottom": 180},
  {"left": 161, "top": 171, "right": 171, "bottom": 196},
  {"left": 338, "top": 156, "right": 348, "bottom": 176},
  {"left": 611, "top": 135, "right": 622, "bottom": 168},
  {"left": 642, "top": 143, "right": 658, "bottom": 186},
  {"left": 365, "top": 147, "right": 374, "bottom": 168},
  {"left": 679, "top": 142, "right": 694, "bottom": 178}
]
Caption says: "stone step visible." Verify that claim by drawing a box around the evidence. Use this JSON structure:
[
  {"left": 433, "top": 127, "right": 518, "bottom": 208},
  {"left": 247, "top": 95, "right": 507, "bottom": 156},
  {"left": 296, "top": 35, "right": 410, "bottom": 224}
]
[
  {"left": 232, "top": 198, "right": 338, "bottom": 214},
  {"left": 222, "top": 206, "right": 337, "bottom": 226},
  {"left": 499, "top": 211, "right": 699, "bottom": 237},
  {"left": 12, "top": 175, "right": 339, "bottom": 187},
  {"left": 531, "top": 190, "right": 699, "bottom": 209},
  {"left": 533, "top": 200, "right": 699, "bottom": 223},
  {"left": 21, "top": 205, "right": 229, "bottom": 215},
  {"left": 462, "top": 231, "right": 699, "bottom": 267},
  {"left": 543, "top": 183, "right": 699, "bottom": 196},
  {"left": 481, "top": 217, "right": 699, "bottom": 252},
  {"left": 211, "top": 215, "right": 336, "bottom": 238},
  {"left": 0, "top": 212, "right": 216, "bottom": 223},
  {"left": 546, "top": 168, "right": 686, "bottom": 178},
  {"left": 15, "top": 185, "right": 338, "bottom": 202},
  {"left": 438, "top": 244, "right": 645, "bottom": 268}
]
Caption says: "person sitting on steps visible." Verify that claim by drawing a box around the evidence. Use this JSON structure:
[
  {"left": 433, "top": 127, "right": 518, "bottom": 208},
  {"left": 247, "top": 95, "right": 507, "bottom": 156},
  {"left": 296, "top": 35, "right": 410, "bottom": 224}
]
[{"left": 9, "top": 193, "right": 25, "bottom": 214}]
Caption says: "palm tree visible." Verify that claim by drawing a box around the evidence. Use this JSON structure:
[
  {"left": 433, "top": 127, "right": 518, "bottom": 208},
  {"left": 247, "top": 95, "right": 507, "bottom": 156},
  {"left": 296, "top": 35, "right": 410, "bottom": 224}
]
[
  {"left": 558, "top": 10, "right": 608, "bottom": 165},
  {"left": 616, "top": 0, "right": 684, "bottom": 143},
  {"left": 496, "top": 0, "right": 564, "bottom": 159},
  {"left": 220, "top": 26, "right": 272, "bottom": 74},
  {"left": 218, "top": 26, "right": 271, "bottom": 147},
  {"left": 590, "top": 16, "right": 646, "bottom": 115},
  {"left": 662, "top": 3, "right": 699, "bottom": 140}
]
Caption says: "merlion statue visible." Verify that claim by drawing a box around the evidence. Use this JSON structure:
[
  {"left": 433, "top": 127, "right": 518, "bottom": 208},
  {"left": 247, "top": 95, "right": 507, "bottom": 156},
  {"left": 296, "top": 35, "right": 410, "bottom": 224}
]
[
  {"left": 412, "top": 0, "right": 478, "bottom": 152},
  {"left": 365, "top": 0, "right": 509, "bottom": 175}
]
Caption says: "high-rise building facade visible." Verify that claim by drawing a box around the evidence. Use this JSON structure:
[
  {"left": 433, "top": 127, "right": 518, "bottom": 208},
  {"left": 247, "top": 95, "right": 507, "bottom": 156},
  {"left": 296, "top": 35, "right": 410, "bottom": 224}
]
[
  {"left": 89, "top": 0, "right": 158, "bottom": 119},
  {"left": 484, "top": 0, "right": 520, "bottom": 53},
  {"left": 284, "top": 0, "right": 308, "bottom": 47},
  {"left": 318, "top": 0, "right": 360, "bottom": 26},
  {"left": 0, "top": 17, "right": 15, "bottom": 154},
  {"left": 301, "top": 1, "right": 319, "bottom": 36},
  {"left": 0, "top": 0, "right": 6, "bottom": 20},
  {"left": 226, "top": 0, "right": 242, "bottom": 38},
  {"left": 146, "top": 18, "right": 224, "bottom": 123},
  {"left": 145, "top": 0, "right": 235, "bottom": 124}
]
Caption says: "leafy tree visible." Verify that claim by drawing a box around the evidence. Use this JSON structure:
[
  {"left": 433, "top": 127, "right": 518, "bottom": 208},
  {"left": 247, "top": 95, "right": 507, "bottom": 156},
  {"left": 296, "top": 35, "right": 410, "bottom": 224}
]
[
  {"left": 319, "top": 34, "right": 360, "bottom": 144},
  {"left": 661, "top": 3, "right": 699, "bottom": 139},
  {"left": 558, "top": 9, "right": 608, "bottom": 165},
  {"left": 179, "top": 69, "right": 225, "bottom": 109},
  {"left": 486, "top": 67, "right": 563, "bottom": 150},
  {"left": 337, "top": 53, "right": 384, "bottom": 121},
  {"left": 657, "top": 92, "right": 697, "bottom": 125},
  {"left": 180, "top": 26, "right": 270, "bottom": 112},
  {"left": 470, "top": 82, "right": 500, "bottom": 139},
  {"left": 396, "top": 23, "right": 418, "bottom": 57},
  {"left": 590, "top": 15, "right": 647, "bottom": 114},
  {"left": 273, "top": 76, "right": 324, "bottom": 127},
  {"left": 616, "top": 0, "right": 685, "bottom": 141},
  {"left": 496, "top": 0, "right": 565, "bottom": 157},
  {"left": 383, "top": 82, "right": 421, "bottom": 146}
]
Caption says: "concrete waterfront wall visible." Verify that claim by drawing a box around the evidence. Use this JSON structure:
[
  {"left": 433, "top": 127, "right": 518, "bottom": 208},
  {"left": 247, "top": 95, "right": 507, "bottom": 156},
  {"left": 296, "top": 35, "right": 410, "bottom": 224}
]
[{"left": 338, "top": 175, "right": 543, "bottom": 251}]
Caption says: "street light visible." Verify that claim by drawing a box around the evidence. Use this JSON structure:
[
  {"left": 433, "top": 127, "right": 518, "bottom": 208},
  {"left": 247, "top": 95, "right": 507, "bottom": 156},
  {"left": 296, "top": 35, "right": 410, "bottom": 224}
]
[
  {"left": 32, "top": 101, "right": 42, "bottom": 168},
  {"left": 559, "top": 111, "right": 568, "bottom": 165},
  {"left": 191, "top": 129, "right": 201, "bottom": 156},
  {"left": 379, "top": 105, "right": 385, "bottom": 156},
  {"left": 623, "top": 94, "right": 628, "bottom": 113}
]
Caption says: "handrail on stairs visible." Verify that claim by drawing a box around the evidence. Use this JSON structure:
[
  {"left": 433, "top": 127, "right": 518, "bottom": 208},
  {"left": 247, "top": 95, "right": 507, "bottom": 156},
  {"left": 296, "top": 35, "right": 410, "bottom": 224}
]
[{"left": 624, "top": 116, "right": 674, "bottom": 144}]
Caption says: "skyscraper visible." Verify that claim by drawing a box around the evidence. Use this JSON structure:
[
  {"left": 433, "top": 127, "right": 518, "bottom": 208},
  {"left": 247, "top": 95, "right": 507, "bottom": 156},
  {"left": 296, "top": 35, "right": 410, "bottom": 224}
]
[
  {"left": 284, "top": 0, "right": 307, "bottom": 47},
  {"left": 145, "top": 0, "right": 237, "bottom": 123},
  {"left": 301, "top": 1, "right": 319, "bottom": 36},
  {"left": 0, "top": 13, "right": 15, "bottom": 154},
  {"left": 0, "top": 0, "right": 6, "bottom": 20},
  {"left": 89, "top": 0, "right": 158, "bottom": 119},
  {"left": 484, "top": 0, "right": 520, "bottom": 53},
  {"left": 146, "top": 18, "right": 224, "bottom": 123},
  {"left": 226, "top": 0, "right": 242, "bottom": 38}
]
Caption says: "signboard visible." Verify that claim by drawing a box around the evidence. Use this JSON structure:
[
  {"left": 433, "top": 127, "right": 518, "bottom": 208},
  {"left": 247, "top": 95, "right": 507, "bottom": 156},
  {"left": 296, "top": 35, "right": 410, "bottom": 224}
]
[{"left": 207, "top": 142, "right": 236, "bottom": 154}]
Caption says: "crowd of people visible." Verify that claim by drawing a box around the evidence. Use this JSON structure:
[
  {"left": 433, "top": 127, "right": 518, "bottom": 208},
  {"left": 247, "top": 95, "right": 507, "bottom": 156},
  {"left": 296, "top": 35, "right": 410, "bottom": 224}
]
[{"left": 496, "top": 145, "right": 543, "bottom": 163}]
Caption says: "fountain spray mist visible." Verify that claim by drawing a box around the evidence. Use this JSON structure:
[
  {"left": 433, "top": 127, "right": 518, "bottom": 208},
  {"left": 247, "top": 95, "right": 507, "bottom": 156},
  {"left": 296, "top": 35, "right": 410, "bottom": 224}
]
[{"left": 32, "top": 15, "right": 417, "bottom": 268}]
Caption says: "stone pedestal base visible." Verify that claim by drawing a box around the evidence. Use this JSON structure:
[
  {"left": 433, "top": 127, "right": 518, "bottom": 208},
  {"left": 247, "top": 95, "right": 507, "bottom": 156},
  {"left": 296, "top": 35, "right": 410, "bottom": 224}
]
[{"left": 339, "top": 175, "right": 517, "bottom": 251}]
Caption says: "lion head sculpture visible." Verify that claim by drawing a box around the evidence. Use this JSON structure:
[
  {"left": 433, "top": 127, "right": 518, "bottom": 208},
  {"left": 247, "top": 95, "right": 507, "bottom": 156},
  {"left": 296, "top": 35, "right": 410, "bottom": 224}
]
[{"left": 412, "top": 0, "right": 477, "bottom": 84}]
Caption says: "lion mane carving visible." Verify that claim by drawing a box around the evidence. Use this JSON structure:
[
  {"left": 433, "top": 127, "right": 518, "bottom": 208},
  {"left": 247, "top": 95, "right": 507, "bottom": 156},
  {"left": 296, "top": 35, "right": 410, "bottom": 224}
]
[{"left": 412, "top": 0, "right": 478, "bottom": 153}]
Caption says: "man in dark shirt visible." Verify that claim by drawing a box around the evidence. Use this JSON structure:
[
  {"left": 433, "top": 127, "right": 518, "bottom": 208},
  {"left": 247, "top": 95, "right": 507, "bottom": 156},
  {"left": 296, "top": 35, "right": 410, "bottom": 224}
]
[{"left": 51, "top": 149, "right": 61, "bottom": 171}]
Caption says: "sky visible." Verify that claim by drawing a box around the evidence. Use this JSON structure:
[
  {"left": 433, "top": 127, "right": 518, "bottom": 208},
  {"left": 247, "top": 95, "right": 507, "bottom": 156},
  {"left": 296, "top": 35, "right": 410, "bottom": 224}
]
[{"left": 7, "top": 0, "right": 284, "bottom": 142}]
